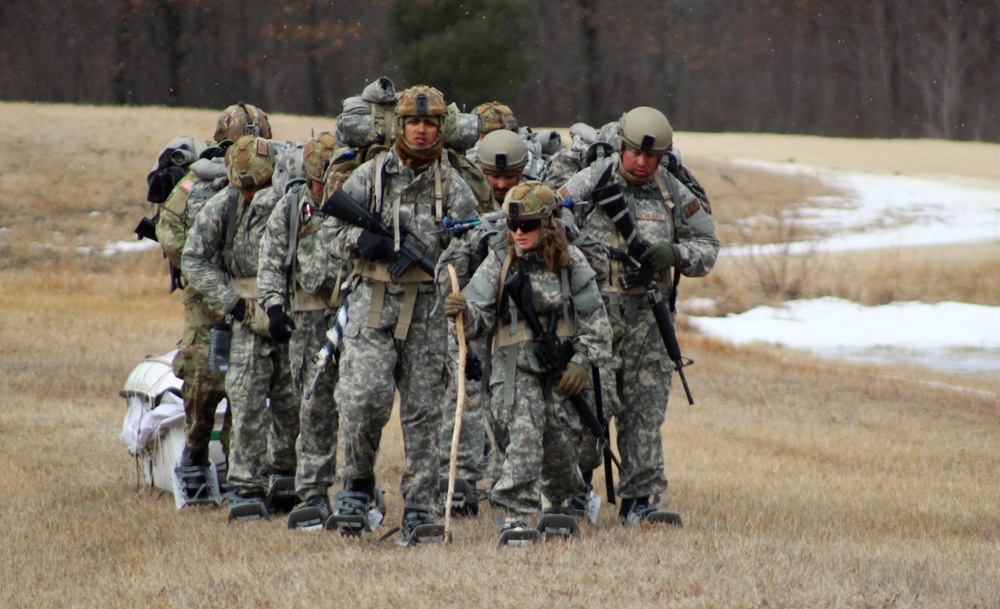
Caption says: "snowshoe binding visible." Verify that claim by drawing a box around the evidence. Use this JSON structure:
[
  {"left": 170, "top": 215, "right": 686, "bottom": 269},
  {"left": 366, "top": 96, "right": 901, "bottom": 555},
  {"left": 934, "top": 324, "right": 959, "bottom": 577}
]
[
  {"left": 326, "top": 490, "right": 383, "bottom": 537},
  {"left": 265, "top": 473, "right": 298, "bottom": 514},
  {"left": 400, "top": 509, "right": 446, "bottom": 546},
  {"left": 497, "top": 517, "right": 541, "bottom": 548},
  {"left": 171, "top": 446, "right": 222, "bottom": 509},
  {"left": 227, "top": 491, "right": 269, "bottom": 522},
  {"left": 536, "top": 507, "right": 580, "bottom": 541},
  {"left": 287, "top": 494, "right": 332, "bottom": 531},
  {"left": 437, "top": 477, "right": 479, "bottom": 517},
  {"left": 620, "top": 497, "right": 683, "bottom": 527}
]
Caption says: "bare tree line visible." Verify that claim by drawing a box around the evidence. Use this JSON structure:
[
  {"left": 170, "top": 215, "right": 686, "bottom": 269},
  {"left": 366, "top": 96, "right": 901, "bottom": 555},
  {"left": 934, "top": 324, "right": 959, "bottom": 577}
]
[{"left": 1, "top": 0, "right": 997, "bottom": 140}]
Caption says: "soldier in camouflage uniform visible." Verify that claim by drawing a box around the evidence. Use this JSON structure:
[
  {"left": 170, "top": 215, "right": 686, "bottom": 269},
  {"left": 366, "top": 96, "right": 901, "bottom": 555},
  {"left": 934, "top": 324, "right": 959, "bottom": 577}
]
[
  {"left": 155, "top": 103, "right": 272, "bottom": 481},
  {"left": 326, "top": 85, "right": 479, "bottom": 541},
  {"left": 444, "top": 181, "right": 612, "bottom": 535},
  {"left": 182, "top": 135, "right": 300, "bottom": 512},
  {"left": 258, "top": 132, "right": 349, "bottom": 524},
  {"left": 465, "top": 101, "right": 518, "bottom": 166},
  {"left": 556, "top": 106, "right": 719, "bottom": 524},
  {"left": 541, "top": 122, "right": 599, "bottom": 191}
]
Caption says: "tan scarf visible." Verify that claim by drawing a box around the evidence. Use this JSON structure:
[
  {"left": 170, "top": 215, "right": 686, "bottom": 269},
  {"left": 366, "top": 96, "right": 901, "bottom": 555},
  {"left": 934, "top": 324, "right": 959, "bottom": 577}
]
[{"left": 395, "top": 133, "right": 443, "bottom": 173}]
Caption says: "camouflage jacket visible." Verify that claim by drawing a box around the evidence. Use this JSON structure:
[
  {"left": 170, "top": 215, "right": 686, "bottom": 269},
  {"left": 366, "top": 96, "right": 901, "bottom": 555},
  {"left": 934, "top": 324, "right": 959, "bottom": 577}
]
[
  {"left": 461, "top": 245, "right": 612, "bottom": 374},
  {"left": 155, "top": 157, "right": 229, "bottom": 273},
  {"left": 181, "top": 185, "right": 280, "bottom": 316},
  {"left": 558, "top": 155, "right": 719, "bottom": 293},
  {"left": 258, "top": 184, "right": 346, "bottom": 311}
]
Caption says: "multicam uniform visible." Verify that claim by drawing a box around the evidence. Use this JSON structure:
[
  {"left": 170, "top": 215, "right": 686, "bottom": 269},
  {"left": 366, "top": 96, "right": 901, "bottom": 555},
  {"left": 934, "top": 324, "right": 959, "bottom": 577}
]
[
  {"left": 459, "top": 243, "right": 612, "bottom": 513},
  {"left": 558, "top": 154, "right": 719, "bottom": 504},
  {"left": 329, "top": 148, "right": 478, "bottom": 515},
  {"left": 182, "top": 179, "right": 299, "bottom": 498},
  {"left": 156, "top": 155, "right": 231, "bottom": 461},
  {"left": 258, "top": 167, "right": 347, "bottom": 504}
]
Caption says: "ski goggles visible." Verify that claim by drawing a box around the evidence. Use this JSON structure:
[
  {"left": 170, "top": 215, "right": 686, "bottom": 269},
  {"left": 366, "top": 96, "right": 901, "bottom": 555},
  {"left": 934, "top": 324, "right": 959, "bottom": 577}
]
[{"left": 506, "top": 218, "right": 542, "bottom": 233}]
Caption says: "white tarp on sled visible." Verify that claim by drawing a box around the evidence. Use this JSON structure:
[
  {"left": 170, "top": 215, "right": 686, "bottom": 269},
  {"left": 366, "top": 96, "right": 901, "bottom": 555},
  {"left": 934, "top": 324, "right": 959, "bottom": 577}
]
[{"left": 120, "top": 349, "right": 227, "bottom": 496}]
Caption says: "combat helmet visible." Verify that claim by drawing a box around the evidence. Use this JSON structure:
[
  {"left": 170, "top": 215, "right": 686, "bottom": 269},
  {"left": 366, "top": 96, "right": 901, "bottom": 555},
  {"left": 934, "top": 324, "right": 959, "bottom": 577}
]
[
  {"left": 226, "top": 135, "right": 276, "bottom": 190},
  {"left": 396, "top": 85, "right": 447, "bottom": 128},
  {"left": 214, "top": 102, "right": 272, "bottom": 143},
  {"left": 618, "top": 106, "right": 672, "bottom": 155},
  {"left": 478, "top": 129, "right": 528, "bottom": 173},
  {"left": 472, "top": 101, "right": 518, "bottom": 136},
  {"left": 503, "top": 181, "right": 557, "bottom": 228},
  {"left": 303, "top": 132, "right": 338, "bottom": 183}
]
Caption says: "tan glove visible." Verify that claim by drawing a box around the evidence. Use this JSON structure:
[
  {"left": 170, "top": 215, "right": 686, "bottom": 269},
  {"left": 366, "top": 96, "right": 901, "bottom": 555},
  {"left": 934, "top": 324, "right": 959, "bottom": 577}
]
[
  {"left": 444, "top": 292, "right": 467, "bottom": 318},
  {"left": 241, "top": 299, "right": 272, "bottom": 339},
  {"left": 558, "top": 361, "right": 588, "bottom": 397}
]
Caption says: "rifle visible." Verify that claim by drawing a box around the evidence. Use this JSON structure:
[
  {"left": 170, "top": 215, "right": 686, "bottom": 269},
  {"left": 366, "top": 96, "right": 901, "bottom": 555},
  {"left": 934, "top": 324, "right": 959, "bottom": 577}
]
[
  {"left": 503, "top": 267, "right": 621, "bottom": 470},
  {"left": 591, "top": 366, "right": 616, "bottom": 505},
  {"left": 303, "top": 297, "right": 349, "bottom": 401},
  {"left": 597, "top": 188, "right": 695, "bottom": 405},
  {"left": 433, "top": 199, "right": 577, "bottom": 237},
  {"left": 321, "top": 189, "right": 437, "bottom": 278}
]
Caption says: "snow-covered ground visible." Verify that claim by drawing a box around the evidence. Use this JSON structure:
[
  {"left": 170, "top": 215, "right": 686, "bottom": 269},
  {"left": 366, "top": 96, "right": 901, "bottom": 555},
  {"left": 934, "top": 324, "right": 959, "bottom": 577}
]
[{"left": 688, "top": 161, "right": 1000, "bottom": 373}]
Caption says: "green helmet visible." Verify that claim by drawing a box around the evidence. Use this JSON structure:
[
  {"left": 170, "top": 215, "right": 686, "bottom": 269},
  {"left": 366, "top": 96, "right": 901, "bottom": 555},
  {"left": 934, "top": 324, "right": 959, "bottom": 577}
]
[
  {"left": 502, "top": 181, "right": 557, "bottom": 225},
  {"left": 226, "top": 135, "right": 276, "bottom": 189},
  {"left": 303, "top": 132, "right": 337, "bottom": 182},
  {"left": 472, "top": 101, "right": 518, "bottom": 136},
  {"left": 213, "top": 102, "right": 272, "bottom": 143},
  {"left": 618, "top": 106, "right": 672, "bottom": 155},
  {"left": 478, "top": 129, "right": 528, "bottom": 172}
]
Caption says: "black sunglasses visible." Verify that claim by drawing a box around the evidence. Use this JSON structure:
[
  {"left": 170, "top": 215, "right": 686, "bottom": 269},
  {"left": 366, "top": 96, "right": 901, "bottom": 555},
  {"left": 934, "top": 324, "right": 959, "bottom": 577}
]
[{"left": 506, "top": 218, "right": 541, "bottom": 233}]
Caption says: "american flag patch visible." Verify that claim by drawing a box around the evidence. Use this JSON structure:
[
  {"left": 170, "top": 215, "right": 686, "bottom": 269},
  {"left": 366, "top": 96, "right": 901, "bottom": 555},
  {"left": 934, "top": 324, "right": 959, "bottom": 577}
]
[{"left": 683, "top": 201, "right": 701, "bottom": 218}]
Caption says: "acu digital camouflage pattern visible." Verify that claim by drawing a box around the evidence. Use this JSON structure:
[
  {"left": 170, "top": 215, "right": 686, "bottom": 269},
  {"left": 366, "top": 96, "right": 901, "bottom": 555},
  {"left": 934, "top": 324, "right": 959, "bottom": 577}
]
[
  {"left": 258, "top": 182, "right": 349, "bottom": 500},
  {"left": 459, "top": 244, "right": 612, "bottom": 513},
  {"left": 182, "top": 186, "right": 300, "bottom": 494},
  {"left": 328, "top": 148, "right": 478, "bottom": 513},
  {"left": 155, "top": 156, "right": 232, "bottom": 456},
  {"left": 558, "top": 156, "right": 719, "bottom": 499}
]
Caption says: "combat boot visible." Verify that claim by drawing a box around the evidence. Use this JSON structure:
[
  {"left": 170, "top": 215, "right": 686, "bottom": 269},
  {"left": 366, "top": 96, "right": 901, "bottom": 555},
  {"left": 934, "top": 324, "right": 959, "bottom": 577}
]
[{"left": 401, "top": 508, "right": 446, "bottom": 545}]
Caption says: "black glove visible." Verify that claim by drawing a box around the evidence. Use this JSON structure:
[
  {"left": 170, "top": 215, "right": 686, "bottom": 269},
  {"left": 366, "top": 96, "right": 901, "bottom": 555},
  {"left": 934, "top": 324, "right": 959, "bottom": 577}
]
[
  {"left": 357, "top": 229, "right": 394, "bottom": 262},
  {"left": 267, "top": 305, "right": 296, "bottom": 342},
  {"left": 231, "top": 298, "right": 247, "bottom": 322},
  {"left": 465, "top": 350, "right": 483, "bottom": 382}
]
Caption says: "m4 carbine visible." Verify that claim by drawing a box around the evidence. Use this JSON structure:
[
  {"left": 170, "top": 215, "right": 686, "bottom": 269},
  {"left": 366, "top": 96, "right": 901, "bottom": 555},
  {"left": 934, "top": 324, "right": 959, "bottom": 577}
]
[{"left": 321, "top": 189, "right": 437, "bottom": 278}]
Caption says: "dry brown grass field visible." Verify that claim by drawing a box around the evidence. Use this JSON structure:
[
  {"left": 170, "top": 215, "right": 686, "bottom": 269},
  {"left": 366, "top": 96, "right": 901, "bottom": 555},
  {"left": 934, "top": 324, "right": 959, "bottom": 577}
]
[{"left": 1, "top": 103, "right": 998, "bottom": 608}]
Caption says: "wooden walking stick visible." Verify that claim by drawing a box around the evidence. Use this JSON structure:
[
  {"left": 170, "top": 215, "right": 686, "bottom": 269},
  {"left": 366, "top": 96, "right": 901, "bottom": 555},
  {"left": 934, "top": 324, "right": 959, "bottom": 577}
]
[{"left": 443, "top": 263, "right": 466, "bottom": 544}]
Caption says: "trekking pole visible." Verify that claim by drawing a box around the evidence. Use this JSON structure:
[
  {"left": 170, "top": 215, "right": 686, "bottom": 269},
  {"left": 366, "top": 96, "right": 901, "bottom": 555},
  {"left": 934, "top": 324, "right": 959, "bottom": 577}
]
[{"left": 443, "top": 264, "right": 466, "bottom": 544}]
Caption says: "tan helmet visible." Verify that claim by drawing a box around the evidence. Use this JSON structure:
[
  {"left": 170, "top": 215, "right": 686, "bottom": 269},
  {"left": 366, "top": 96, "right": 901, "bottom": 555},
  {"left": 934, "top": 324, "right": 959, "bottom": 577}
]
[
  {"left": 303, "top": 132, "right": 337, "bottom": 182},
  {"left": 395, "top": 85, "right": 447, "bottom": 128},
  {"left": 502, "top": 181, "right": 557, "bottom": 226},
  {"left": 214, "top": 102, "right": 272, "bottom": 143},
  {"left": 618, "top": 106, "right": 672, "bottom": 155},
  {"left": 226, "top": 135, "right": 276, "bottom": 190},
  {"left": 478, "top": 129, "right": 528, "bottom": 172},
  {"left": 472, "top": 101, "right": 518, "bottom": 136}
]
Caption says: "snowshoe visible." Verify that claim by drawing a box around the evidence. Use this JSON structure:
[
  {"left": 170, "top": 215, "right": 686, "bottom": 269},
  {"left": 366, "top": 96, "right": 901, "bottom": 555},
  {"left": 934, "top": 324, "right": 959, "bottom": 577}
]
[
  {"left": 287, "top": 494, "right": 332, "bottom": 531},
  {"left": 227, "top": 492, "right": 269, "bottom": 522},
  {"left": 171, "top": 461, "right": 222, "bottom": 509},
  {"left": 437, "top": 477, "right": 479, "bottom": 517},
  {"left": 400, "top": 509, "right": 446, "bottom": 546},
  {"left": 326, "top": 489, "right": 382, "bottom": 537},
  {"left": 536, "top": 508, "right": 580, "bottom": 540},
  {"left": 497, "top": 518, "right": 541, "bottom": 548},
  {"left": 265, "top": 474, "right": 298, "bottom": 514},
  {"left": 620, "top": 497, "right": 683, "bottom": 527}
]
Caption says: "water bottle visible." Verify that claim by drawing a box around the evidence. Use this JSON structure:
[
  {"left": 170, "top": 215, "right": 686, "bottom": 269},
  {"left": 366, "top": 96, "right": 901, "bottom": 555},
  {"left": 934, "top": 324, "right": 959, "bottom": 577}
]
[{"left": 208, "top": 322, "right": 232, "bottom": 371}]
